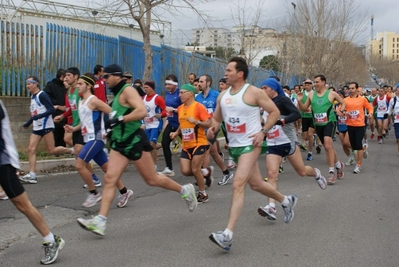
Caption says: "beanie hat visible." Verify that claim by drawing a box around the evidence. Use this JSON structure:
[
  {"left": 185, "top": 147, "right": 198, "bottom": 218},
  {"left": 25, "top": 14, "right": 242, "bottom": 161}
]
[
  {"left": 261, "top": 78, "right": 285, "bottom": 96},
  {"left": 103, "top": 64, "right": 123, "bottom": 75},
  {"left": 180, "top": 83, "right": 196, "bottom": 94},
  {"left": 134, "top": 79, "right": 142, "bottom": 85},
  {"left": 219, "top": 78, "right": 227, "bottom": 83},
  {"left": 144, "top": 80, "right": 155, "bottom": 90}
]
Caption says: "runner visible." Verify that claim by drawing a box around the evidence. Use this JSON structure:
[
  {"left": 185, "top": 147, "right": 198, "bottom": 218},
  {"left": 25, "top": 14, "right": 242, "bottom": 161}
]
[
  {"left": 257, "top": 78, "right": 326, "bottom": 221},
  {"left": 142, "top": 80, "right": 166, "bottom": 171},
  {"left": 170, "top": 83, "right": 212, "bottom": 203},
  {"left": 207, "top": 57, "right": 297, "bottom": 251},
  {"left": 387, "top": 87, "right": 399, "bottom": 155},
  {"left": 0, "top": 99, "right": 65, "bottom": 264},
  {"left": 297, "top": 75, "right": 345, "bottom": 185},
  {"left": 335, "top": 90, "right": 354, "bottom": 166},
  {"left": 366, "top": 88, "right": 378, "bottom": 139},
  {"left": 344, "top": 82, "right": 373, "bottom": 174},
  {"left": 159, "top": 74, "right": 182, "bottom": 177},
  {"left": 76, "top": 64, "right": 197, "bottom": 236},
  {"left": 373, "top": 88, "right": 391, "bottom": 144},
  {"left": 196, "top": 74, "right": 233, "bottom": 186},
  {"left": 299, "top": 79, "right": 317, "bottom": 160},
  {"left": 20, "top": 76, "right": 73, "bottom": 184}
]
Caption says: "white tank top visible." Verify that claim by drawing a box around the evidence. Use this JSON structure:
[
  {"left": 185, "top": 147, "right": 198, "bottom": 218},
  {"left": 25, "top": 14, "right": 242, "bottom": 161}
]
[
  {"left": 376, "top": 95, "right": 388, "bottom": 117},
  {"left": 0, "top": 100, "right": 20, "bottom": 169},
  {"left": 262, "top": 111, "right": 291, "bottom": 146},
  {"left": 220, "top": 84, "right": 261, "bottom": 147},
  {"left": 30, "top": 91, "right": 55, "bottom": 131},
  {"left": 143, "top": 94, "right": 161, "bottom": 129},
  {"left": 391, "top": 97, "right": 399, "bottom": 123},
  {"left": 78, "top": 95, "right": 106, "bottom": 143}
]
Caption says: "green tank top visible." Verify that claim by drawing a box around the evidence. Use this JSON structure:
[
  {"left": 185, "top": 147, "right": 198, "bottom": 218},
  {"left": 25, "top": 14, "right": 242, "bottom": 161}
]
[
  {"left": 110, "top": 84, "right": 141, "bottom": 142},
  {"left": 301, "top": 91, "right": 313, "bottom": 118},
  {"left": 311, "top": 90, "right": 336, "bottom": 126},
  {"left": 68, "top": 87, "right": 80, "bottom": 126}
]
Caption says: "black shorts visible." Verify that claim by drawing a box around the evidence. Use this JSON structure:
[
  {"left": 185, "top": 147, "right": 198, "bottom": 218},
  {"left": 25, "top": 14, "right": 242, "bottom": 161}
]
[
  {"left": 73, "top": 131, "right": 85, "bottom": 146},
  {"left": 347, "top": 126, "right": 365, "bottom": 150},
  {"left": 315, "top": 122, "right": 336, "bottom": 144},
  {"left": 181, "top": 145, "right": 209, "bottom": 160},
  {"left": 32, "top": 128, "right": 53, "bottom": 137},
  {"left": 267, "top": 143, "right": 295, "bottom": 157},
  {"left": 0, "top": 164, "right": 25, "bottom": 199},
  {"left": 110, "top": 129, "right": 153, "bottom": 161},
  {"left": 302, "top": 118, "right": 314, "bottom": 132}
]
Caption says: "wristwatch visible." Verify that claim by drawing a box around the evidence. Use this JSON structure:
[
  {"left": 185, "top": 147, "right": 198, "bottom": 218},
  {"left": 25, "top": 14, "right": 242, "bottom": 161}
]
[{"left": 261, "top": 128, "right": 268, "bottom": 135}]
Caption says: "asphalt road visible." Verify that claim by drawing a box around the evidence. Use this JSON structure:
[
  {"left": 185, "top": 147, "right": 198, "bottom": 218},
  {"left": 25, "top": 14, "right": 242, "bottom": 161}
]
[{"left": 1, "top": 134, "right": 399, "bottom": 267}]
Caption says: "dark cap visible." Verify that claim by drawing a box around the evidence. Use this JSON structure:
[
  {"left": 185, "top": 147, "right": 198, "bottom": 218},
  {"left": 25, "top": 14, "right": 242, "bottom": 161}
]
[
  {"left": 219, "top": 78, "right": 227, "bottom": 84},
  {"left": 123, "top": 72, "right": 133, "bottom": 79},
  {"left": 134, "top": 79, "right": 142, "bottom": 85},
  {"left": 103, "top": 64, "right": 123, "bottom": 76},
  {"left": 144, "top": 80, "right": 155, "bottom": 90}
]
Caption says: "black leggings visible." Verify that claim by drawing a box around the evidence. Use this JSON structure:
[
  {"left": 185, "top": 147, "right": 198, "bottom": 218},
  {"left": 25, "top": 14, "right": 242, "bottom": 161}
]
[{"left": 161, "top": 124, "right": 179, "bottom": 170}]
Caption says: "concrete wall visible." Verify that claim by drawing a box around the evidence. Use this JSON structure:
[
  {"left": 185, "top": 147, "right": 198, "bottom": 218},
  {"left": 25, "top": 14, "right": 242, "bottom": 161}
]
[{"left": 0, "top": 96, "right": 42, "bottom": 152}]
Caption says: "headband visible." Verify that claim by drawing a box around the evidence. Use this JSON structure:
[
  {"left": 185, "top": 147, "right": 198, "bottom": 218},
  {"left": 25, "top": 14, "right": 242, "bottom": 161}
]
[
  {"left": 26, "top": 79, "right": 38, "bottom": 84},
  {"left": 80, "top": 75, "right": 95, "bottom": 87},
  {"left": 165, "top": 80, "right": 178, "bottom": 86}
]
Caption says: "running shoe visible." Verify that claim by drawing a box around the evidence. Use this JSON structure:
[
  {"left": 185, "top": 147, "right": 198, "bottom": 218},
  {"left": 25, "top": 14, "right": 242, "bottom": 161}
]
[
  {"left": 353, "top": 165, "right": 361, "bottom": 174},
  {"left": 197, "top": 192, "right": 209, "bottom": 204},
  {"left": 83, "top": 179, "right": 102, "bottom": 189},
  {"left": 77, "top": 216, "right": 106, "bottom": 236},
  {"left": 218, "top": 172, "right": 233, "bottom": 185},
  {"left": 316, "top": 145, "right": 321, "bottom": 154},
  {"left": 181, "top": 183, "right": 197, "bottom": 212},
  {"left": 258, "top": 205, "right": 277, "bottom": 220},
  {"left": 172, "top": 140, "right": 181, "bottom": 153},
  {"left": 205, "top": 166, "right": 214, "bottom": 188},
  {"left": 314, "top": 168, "right": 327, "bottom": 190},
  {"left": 82, "top": 192, "right": 102, "bottom": 208},
  {"left": 370, "top": 133, "right": 375, "bottom": 140},
  {"left": 345, "top": 156, "right": 354, "bottom": 166},
  {"left": 40, "top": 235, "right": 65, "bottom": 265},
  {"left": 313, "top": 134, "right": 317, "bottom": 147},
  {"left": 327, "top": 172, "right": 335, "bottom": 185},
  {"left": 282, "top": 195, "right": 298, "bottom": 223},
  {"left": 158, "top": 167, "right": 175, "bottom": 177},
  {"left": 306, "top": 153, "right": 313, "bottom": 161},
  {"left": 299, "top": 143, "right": 307, "bottom": 151},
  {"left": 19, "top": 172, "right": 37, "bottom": 184},
  {"left": 336, "top": 161, "right": 344, "bottom": 179},
  {"left": 362, "top": 144, "right": 368, "bottom": 159},
  {"left": 0, "top": 191, "right": 8, "bottom": 200},
  {"left": 332, "top": 136, "right": 336, "bottom": 141},
  {"left": 117, "top": 189, "right": 134, "bottom": 208},
  {"left": 227, "top": 159, "right": 236, "bottom": 169},
  {"left": 209, "top": 231, "right": 233, "bottom": 251},
  {"left": 279, "top": 165, "right": 284, "bottom": 174}
]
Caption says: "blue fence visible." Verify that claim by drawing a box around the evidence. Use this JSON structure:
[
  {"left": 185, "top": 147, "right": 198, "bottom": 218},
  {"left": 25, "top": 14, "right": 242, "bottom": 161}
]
[{"left": 0, "top": 20, "right": 301, "bottom": 96}]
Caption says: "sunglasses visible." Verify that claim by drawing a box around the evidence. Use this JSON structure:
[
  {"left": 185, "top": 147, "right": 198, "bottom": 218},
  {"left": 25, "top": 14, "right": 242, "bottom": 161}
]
[{"left": 103, "top": 72, "right": 122, "bottom": 79}]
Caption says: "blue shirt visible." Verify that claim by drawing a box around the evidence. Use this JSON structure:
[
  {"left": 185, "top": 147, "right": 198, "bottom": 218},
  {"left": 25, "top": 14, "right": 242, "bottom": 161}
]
[
  {"left": 195, "top": 89, "right": 219, "bottom": 114},
  {"left": 165, "top": 88, "right": 182, "bottom": 128}
]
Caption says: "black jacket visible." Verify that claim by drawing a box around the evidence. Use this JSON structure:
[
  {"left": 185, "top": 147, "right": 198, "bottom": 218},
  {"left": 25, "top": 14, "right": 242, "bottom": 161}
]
[{"left": 44, "top": 78, "right": 67, "bottom": 116}]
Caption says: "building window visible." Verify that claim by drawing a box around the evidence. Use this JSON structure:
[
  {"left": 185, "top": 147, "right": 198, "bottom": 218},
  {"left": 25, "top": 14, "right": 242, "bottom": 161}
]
[{"left": 393, "top": 49, "right": 395, "bottom": 54}]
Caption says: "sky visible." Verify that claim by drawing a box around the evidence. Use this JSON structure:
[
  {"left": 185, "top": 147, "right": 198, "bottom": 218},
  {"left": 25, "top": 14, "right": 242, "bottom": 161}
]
[{"left": 161, "top": 0, "right": 399, "bottom": 47}]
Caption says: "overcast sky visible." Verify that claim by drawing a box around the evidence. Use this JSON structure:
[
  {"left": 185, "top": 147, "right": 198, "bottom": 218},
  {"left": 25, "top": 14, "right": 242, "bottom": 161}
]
[{"left": 162, "top": 0, "right": 399, "bottom": 47}]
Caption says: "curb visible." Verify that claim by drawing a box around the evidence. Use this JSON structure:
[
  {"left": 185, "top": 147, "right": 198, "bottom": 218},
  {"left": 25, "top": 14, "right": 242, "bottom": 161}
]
[{"left": 19, "top": 137, "right": 227, "bottom": 172}]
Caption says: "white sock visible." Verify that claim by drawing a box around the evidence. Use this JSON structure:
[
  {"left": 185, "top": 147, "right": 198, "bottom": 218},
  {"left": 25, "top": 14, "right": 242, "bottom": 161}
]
[
  {"left": 328, "top": 167, "right": 335, "bottom": 173},
  {"left": 335, "top": 161, "right": 341, "bottom": 169},
  {"left": 98, "top": 215, "right": 107, "bottom": 222},
  {"left": 223, "top": 228, "right": 233, "bottom": 239},
  {"left": 201, "top": 168, "right": 209, "bottom": 176},
  {"left": 199, "top": 190, "right": 206, "bottom": 195},
  {"left": 180, "top": 186, "right": 188, "bottom": 196},
  {"left": 43, "top": 232, "right": 55, "bottom": 243},
  {"left": 269, "top": 202, "right": 276, "bottom": 208},
  {"left": 30, "top": 172, "right": 36, "bottom": 177},
  {"left": 281, "top": 196, "right": 289, "bottom": 206}
]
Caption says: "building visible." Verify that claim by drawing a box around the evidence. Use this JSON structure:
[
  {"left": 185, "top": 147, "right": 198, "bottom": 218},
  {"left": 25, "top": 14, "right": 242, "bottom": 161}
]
[
  {"left": 184, "top": 46, "right": 216, "bottom": 58},
  {"left": 370, "top": 31, "right": 399, "bottom": 60}
]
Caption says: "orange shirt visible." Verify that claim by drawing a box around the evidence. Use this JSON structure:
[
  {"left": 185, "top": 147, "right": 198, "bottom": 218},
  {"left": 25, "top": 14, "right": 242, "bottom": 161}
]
[
  {"left": 344, "top": 96, "right": 373, "bottom": 127},
  {"left": 178, "top": 101, "right": 211, "bottom": 149}
]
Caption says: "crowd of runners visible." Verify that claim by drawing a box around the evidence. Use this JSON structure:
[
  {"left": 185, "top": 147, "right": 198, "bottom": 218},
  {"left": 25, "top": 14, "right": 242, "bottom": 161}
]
[{"left": 1, "top": 56, "right": 398, "bottom": 264}]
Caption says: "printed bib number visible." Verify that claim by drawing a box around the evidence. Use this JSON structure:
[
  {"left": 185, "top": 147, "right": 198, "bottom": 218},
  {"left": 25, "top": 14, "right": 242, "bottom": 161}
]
[
  {"left": 267, "top": 126, "right": 280, "bottom": 139},
  {"left": 348, "top": 110, "right": 360, "bottom": 119},
  {"left": 338, "top": 115, "right": 347, "bottom": 124},
  {"left": 69, "top": 99, "right": 77, "bottom": 111},
  {"left": 226, "top": 117, "right": 246, "bottom": 133},
  {"left": 378, "top": 106, "right": 387, "bottom": 111},
  {"left": 206, "top": 108, "right": 214, "bottom": 116},
  {"left": 144, "top": 116, "right": 154, "bottom": 123},
  {"left": 182, "top": 128, "right": 195, "bottom": 141},
  {"left": 314, "top": 113, "right": 327, "bottom": 123}
]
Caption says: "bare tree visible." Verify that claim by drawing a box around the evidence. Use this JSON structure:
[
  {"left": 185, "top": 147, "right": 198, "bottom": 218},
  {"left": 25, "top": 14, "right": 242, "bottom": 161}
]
[
  {"left": 371, "top": 56, "right": 399, "bottom": 86},
  {"left": 89, "top": 0, "right": 208, "bottom": 81},
  {"left": 280, "top": 0, "right": 369, "bottom": 85}
]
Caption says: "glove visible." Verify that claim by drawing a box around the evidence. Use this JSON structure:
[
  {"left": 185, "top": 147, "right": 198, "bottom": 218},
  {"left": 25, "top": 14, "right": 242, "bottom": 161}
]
[
  {"left": 275, "top": 118, "right": 285, "bottom": 126},
  {"left": 105, "top": 116, "right": 124, "bottom": 129},
  {"left": 383, "top": 113, "right": 388, "bottom": 119},
  {"left": 23, "top": 118, "right": 33, "bottom": 128}
]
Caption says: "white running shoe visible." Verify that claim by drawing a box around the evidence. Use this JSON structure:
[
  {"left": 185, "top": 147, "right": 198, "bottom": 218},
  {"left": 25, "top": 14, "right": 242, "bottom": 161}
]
[
  {"left": 227, "top": 159, "right": 236, "bottom": 169},
  {"left": 158, "top": 167, "right": 175, "bottom": 177},
  {"left": 345, "top": 156, "right": 354, "bottom": 166},
  {"left": 77, "top": 216, "right": 106, "bottom": 236},
  {"left": 117, "top": 189, "right": 134, "bottom": 208},
  {"left": 258, "top": 204, "right": 277, "bottom": 220},
  {"left": 82, "top": 192, "right": 102, "bottom": 207},
  {"left": 182, "top": 183, "right": 197, "bottom": 212},
  {"left": 353, "top": 165, "right": 361, "bottom": 174},
  {"left": 314, "top": 168, "right": 327, "bottom": 190},
  {"left": 19, "top": 172, "right": 37, "bottom": 184}
]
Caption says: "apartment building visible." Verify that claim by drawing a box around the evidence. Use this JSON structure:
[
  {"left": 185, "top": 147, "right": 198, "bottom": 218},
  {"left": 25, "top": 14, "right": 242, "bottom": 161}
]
[{"left": 370, "top": 31, "right": 399, "bottom": 60}]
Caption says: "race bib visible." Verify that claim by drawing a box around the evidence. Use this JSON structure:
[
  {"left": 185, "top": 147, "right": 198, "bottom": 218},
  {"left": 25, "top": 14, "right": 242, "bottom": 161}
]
[
  {"left": 314, "top": 113, "right": 327, "bottom": 123},
  {"left": 395, "top": 114, "right": 399, "bottom": 120},
  {"left": 144, "top": 116, "right": 154, "bottom": 123},
  {"left": 182, "top": 128, "right": 195, "bottom": 141},
  {"left": 348, "top": 110, "right": 360, "bottom": 119},
  {"left": 267, "top": 126, "right": 280, "bottom": 139},
  {"left": 81, "top": 126, "right": 88, "bottom": 135},
  {"left": 338, "top": 115, "right": 347, "bottom": 124},
  {"left": 226, "top": 117, "right": 246, "bottom": 133},
  {"left": 30, "top": 108, "right": 38, "bottom": 117},
  {"left": 378, "top": 106, "right": 387, "bottom": 111},
  {"left": 206, "top": 108, "right": 214, "bottom": 116},
  {"left": 69, "top": 99, "right": 77, "bottom": 111}
]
